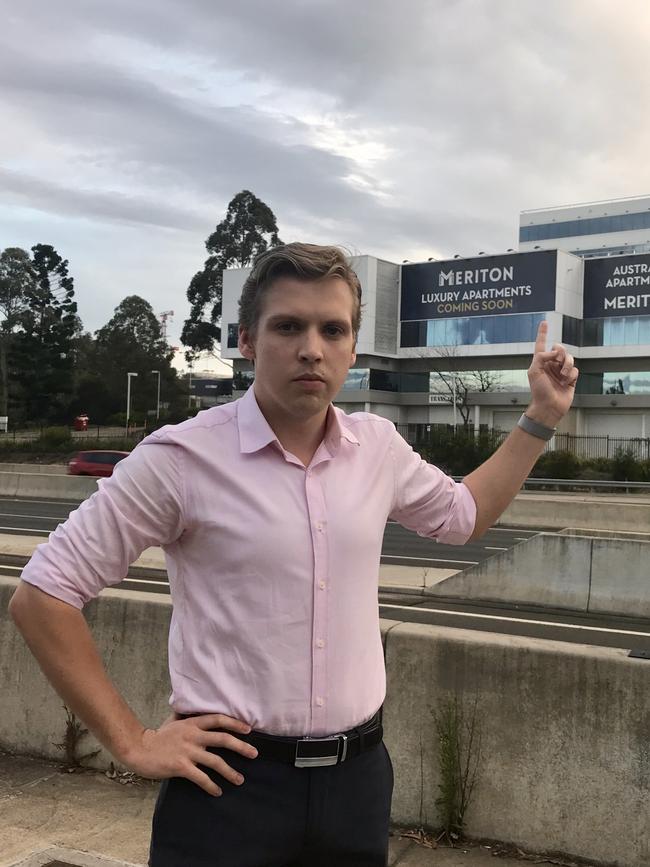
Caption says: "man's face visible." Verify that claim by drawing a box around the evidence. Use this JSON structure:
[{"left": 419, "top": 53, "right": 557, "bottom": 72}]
[{"left": 238, "top": 276, "right": 357, "bottom": 426}]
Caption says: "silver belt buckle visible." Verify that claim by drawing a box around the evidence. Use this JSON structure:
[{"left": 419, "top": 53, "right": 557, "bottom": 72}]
[{"left": 294, "top": 733, "right": 348, "bottom": 768}]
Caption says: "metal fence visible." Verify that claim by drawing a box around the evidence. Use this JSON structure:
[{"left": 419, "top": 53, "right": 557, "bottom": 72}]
[
  {"left": 0, "top": 425, "right": 146, "bottom": 444},
  {"left": 396, "top": 423, "right": 650, "bottom": 461}
]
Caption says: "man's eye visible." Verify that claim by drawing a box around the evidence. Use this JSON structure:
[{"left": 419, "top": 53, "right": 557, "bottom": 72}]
[
  {"left": 277, "top": 322, "right": 298, "bottom": 332},
  {"left": 325, "top": 325, "right": 344, "bottom": 336}
]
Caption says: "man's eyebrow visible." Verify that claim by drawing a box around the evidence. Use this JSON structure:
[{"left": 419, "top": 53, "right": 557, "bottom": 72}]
[{"left": 265, "top": 314, "right": 351, "bottom": 328}]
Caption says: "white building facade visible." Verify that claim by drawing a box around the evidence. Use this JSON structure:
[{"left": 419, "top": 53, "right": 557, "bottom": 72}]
[{"left": 221, "top": 210, "right": 650, "bottom": 440}]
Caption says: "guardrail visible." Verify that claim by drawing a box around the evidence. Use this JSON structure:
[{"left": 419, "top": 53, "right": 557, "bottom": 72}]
[{"left": 453, "top": 476, "right": 650, "bottom": 493}]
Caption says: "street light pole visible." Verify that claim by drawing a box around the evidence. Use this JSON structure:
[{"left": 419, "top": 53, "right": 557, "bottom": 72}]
[
  {"left": 151, "top": 370, "right": 161, "bottom": 421},
  {"left": 126, "top": 372, "right": 138, "bottom": 434}
]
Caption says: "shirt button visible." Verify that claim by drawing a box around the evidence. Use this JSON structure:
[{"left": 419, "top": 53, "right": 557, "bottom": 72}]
[
  {"left": 316, "top": 697, "right": 324, "bottom": 707},
  {"left": 316, "top": 639, "right": 325, "bottom": 648},
  {"left": 316, "top": 522, "right": 323, "bottom": 531},
  {"left": 319, "top": 581, "right": 326, "bottom": 590}
]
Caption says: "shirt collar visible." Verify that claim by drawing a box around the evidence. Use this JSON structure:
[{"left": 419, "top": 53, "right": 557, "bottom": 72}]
[{"left": 237, "top": 386, "right": 360, "bottom": 455}]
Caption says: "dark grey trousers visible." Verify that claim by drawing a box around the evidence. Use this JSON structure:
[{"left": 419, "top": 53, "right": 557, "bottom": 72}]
[{"left": 149, "top": 740, "right": 394, "bottom": 866}]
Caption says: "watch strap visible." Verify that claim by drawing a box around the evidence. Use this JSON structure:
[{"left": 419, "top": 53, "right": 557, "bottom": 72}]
[{"left": 517, "top": 413, "right": 556, "bottom": 441}]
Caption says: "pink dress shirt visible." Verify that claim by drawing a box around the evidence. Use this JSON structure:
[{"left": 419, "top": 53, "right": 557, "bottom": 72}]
[{"left": 21, "top": 387, "right": 476, "bottom": 737}]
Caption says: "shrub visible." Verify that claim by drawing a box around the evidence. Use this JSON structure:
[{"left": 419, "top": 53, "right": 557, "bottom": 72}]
[
  {"left": 611, "top": 447, "right": 644, "bottom": 481},
  {"left": 39, "top": 426, "right": 73, "bottom": 448},
  {"left": 529, "top": 449, "right": 582, "bottom": 479},
  {"left": 418, "top": 427, "right": 503, "bottom": 476}
]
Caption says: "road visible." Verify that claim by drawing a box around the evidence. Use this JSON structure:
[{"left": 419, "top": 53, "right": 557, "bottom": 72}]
[
  {"left": 1, "top": 495, "right": 648, "bottom": 654},
  {"left": 0, "top": 495, "right": 536, "bottom": 568}
]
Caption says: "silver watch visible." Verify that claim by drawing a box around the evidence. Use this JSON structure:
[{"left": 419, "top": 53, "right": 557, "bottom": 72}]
[{"left": 517, "top": 413, "right": 556, "bottom": 441}]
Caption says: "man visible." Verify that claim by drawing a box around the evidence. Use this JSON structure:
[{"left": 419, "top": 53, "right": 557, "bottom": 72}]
[{"left": 9, "top": 242, "right": 578, "bottom": 866}]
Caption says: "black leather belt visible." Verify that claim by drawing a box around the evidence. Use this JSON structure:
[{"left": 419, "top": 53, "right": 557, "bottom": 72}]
[{"left": 240, "top": 711, "right": 383, "bottom": 768}]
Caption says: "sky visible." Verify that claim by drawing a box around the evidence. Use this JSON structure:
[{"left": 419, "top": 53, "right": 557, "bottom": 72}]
[{"left": 2, "top": 0, "right": 650, "bottom": 374}]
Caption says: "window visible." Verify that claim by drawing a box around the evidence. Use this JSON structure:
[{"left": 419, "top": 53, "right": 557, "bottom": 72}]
[
  {"left": 401, "top": 313, "right": 545, "bottom": 348},
  {"left": 576, "top": 371, "right": 650, "bottom": 395},
  {"left": 227, "top": 324, "right": 239, "bottom": 349},
  {"left": 342, "top": 369, "right": 370, "bottom": 389},
  {"left": 520, "top": 210, "right": 650, "bottom": 242}
]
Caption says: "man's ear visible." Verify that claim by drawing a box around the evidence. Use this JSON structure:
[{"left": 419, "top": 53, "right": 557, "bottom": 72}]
[
  {"left": 238, "top": 326, "right": 255, "bottom": 362},
  {"left": 350, "top": 341, "right": 357, "bottom": 368}
]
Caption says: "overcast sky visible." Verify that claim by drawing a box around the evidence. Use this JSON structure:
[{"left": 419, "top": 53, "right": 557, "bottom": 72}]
[{"left": 2, "top": 0, "right": 650, "bottom": 368}]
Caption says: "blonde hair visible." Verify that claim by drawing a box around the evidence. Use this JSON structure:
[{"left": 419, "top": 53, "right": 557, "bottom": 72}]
[{"left": 238, "top": 242, "right": 362, "bottom": 336}]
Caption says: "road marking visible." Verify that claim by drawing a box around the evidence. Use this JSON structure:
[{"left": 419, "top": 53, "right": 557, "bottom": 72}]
[
  {"left": 381, "top": 554, "right": 479, "bottom": 566},
  {"left": 121, "top": 578, "right": 170, "bottom": 588},
  {"left": 0, "top": 565, "right": 22, "bottom": 572},
  {"left": 378, "top": 604, "right": 650, "bottom": 638},
  {"left": 0, "top": 496, "right": 77, "bottom": 503},
  {"left": 490, "top": 528, "right": 537, "bottom": 535},
  {"left": 0, "top": 512, "right": 63, "bottom": 521},
  {"left": 484, "top": 546, "right": 508, "bottom": 551},
  {"left": 0, "top": 525, "right": 50, "bottom": 534}
]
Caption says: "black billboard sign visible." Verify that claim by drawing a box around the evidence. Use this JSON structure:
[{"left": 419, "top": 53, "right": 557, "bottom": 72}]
[
  {"left": 584, "top": 254, "right": 650, "bottom": 319},
  {"left": 400, "top": 251, "right": 557, "bottom": 321}
]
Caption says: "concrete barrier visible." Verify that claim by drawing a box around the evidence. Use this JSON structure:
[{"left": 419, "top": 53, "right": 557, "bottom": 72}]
[
  {"left": 2, "top": 575, "right": 649, "bottom": 865},
  {"left": 498, "top": 492, "right": 650, "bottom": 532},
  {"left": 383, "top": 621, "right": 650, "bottom": 867},
  {"left": 590, "top": 538, "right": 650, "bottom": 618},
  {"left": 426, "top": 533, "right": 592, "bottom": 610},
  {"left": 0, "top": 577, "right": 172, "bottom": 766},
  {"left": 0, "top": 463, "right": 67, "bottom": 475},
  {"left": 426, "top": 532, "right": 650, "bottom": 617},
  {"left": 0, "top": 472, "right": 97, "bottom": 501}
]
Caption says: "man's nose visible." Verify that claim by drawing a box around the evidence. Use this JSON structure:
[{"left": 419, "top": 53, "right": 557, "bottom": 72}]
[{"left": 298, "top": 328, "right": 324, "bottom": 361}]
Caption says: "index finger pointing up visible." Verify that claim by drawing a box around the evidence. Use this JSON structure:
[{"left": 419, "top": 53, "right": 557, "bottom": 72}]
[{"left": 534, "top": 320, "right": 548, "bottom": 354}]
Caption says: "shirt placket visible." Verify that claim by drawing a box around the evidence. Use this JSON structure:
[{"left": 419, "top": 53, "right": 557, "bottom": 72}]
[{"left": 304, "top": 462, "right": 329, "bottom": 734}]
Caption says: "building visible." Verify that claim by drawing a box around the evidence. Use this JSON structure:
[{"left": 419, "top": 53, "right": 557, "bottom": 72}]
[
  {"left": 519, "top": 194, "right": 650, "bottom": 259},
  {"left": 221, "top": 208, "right": 650, "bottom": 442}
]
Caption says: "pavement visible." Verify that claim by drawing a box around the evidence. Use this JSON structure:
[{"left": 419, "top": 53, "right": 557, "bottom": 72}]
[{"left": 0, "top": 751, "right": 592, "bottom": 867}]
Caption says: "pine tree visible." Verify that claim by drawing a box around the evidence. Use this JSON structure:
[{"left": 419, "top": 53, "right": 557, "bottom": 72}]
[{"left": 181, "top": 190, "right": 282, "bottom": 357}]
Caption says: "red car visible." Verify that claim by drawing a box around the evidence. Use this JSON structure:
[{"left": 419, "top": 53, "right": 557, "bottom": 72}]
[{"left": 68, "top": 450, "right": 130, "bottom": 477}]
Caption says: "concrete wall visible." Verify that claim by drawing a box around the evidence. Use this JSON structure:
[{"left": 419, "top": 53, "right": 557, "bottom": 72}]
[
  {"left": 383, "top": 621, "right": 650, "bottom": 867},
  {"left": 0, "top": 578, "right": 172, "bottom": 765},
  {"left": 0, "top": 471, "right": 97, "bottom": 500},
  {"left": 428, "top": 532, "right": 650, "bottom": 617},
  {"left": 2, "top": 575, "right": 649, "bottom": 865},
  {"left": 0, "top": 463, "right": 67, "bottom": 474},
  {"left": 497, "top": 493, "right": 650, "bottom": 533}
]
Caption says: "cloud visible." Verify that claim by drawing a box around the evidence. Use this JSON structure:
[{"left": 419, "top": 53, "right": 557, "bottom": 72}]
[{"left": 2, "top": 0, "right": 650, "bottom": 341}]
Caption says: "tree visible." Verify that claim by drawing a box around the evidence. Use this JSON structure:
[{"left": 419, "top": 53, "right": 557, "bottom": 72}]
[
  {"left": 13, "top": 244, "right": 80, "bottom": 424},
  {"left": 92, "top": 296, "right": 183, "bottom": 422},
  {"left": 0, "top": 247, "right": 34, "bottom": 420},
  {"left": 429, "top": 346, "right": 503, "bottom": 428},
  {"left": 181, "top": 190, "right": 282, "bottom": 358}
]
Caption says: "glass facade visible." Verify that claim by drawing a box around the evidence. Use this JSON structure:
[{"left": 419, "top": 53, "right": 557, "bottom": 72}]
[
  {"left": 520, "top": 210, "right": 650, "bottom": 242},
  {"left": 341, "top": 369, "right": 429, "bottom": 392},
  {"left": 563, "top": 315, "right": 650, "bottom": 346},
  {"left": 571, "top": 243, "right": 650, "bottom": 258},
  {"left": 429, "top": 369, "right": 530, "bottom": 393},
  {"left": 576, "top": 371, "right": 650, "bottom": 395},
  {"left": 342, "top": 369, "right": 370, "bottom": 389},
  {"left": 401, "top": 312, "right": 545, "bottom": 348}
]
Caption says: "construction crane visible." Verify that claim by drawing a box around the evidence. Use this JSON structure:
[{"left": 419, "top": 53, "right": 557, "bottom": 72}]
[{"left": 159, "top": 310, "right": 174, "bottom": 343}]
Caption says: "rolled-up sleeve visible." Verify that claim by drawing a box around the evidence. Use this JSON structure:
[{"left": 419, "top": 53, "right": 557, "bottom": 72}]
[
  {"left": 20, "top": 440, "right": 184, "bottom": 608},
  {"left": 389, "top": 429, "right": 476, "bottom": 545}
]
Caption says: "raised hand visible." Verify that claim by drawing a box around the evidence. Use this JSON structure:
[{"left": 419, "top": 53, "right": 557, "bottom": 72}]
[{"left": 527, "top": 321, "right": 579, "bottom": 427}]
